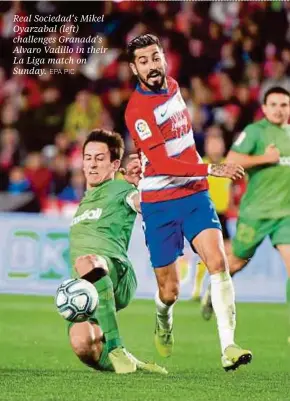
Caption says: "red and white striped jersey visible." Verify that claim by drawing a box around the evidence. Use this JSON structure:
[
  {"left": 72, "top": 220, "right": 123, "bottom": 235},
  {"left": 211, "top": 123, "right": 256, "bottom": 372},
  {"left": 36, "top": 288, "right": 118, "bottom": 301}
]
[{"left": 125, "top": 76, "right": 208, "bottom": 203}]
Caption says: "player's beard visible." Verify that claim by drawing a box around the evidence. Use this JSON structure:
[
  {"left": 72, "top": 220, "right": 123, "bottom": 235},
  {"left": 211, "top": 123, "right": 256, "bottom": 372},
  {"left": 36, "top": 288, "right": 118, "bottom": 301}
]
[{"left": 138, "top": 71, "right": 165, "bottom": 92}]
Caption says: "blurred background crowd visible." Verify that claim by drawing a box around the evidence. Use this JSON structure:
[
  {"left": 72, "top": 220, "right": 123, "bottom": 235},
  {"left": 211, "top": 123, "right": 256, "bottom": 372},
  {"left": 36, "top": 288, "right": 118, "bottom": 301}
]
[{"left": 0, "top": 0, "right": 289, "bottom": 215}]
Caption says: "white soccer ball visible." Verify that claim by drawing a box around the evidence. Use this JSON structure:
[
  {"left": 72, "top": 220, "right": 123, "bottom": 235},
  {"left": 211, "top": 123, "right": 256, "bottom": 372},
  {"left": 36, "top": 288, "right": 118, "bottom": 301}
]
[{"left": 55, "top": 278, "right": 99, "bottom": 322}]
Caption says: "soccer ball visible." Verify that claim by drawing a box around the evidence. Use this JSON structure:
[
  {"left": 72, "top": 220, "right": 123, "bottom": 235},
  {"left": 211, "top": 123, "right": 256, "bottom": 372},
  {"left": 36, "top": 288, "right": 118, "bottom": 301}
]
[{"left": 55, "top": 278, "right": 99, "bottom": 322}]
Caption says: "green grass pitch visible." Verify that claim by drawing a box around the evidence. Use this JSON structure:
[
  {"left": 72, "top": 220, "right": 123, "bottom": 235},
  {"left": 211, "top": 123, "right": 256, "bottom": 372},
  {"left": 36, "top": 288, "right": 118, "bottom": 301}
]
[{"left": 0, "top": 295, "right": 289, "bottom": 401}]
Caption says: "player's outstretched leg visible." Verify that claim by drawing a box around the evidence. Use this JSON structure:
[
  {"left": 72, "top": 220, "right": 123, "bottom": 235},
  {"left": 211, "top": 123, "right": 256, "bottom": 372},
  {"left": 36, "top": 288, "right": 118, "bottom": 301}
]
[
  {"left": 70, "top": 320, "right": 137, "bottom": 374},
  {"left": 192, "top": 260, "right": 207, "bottom": 302},
  {"left": 201, "top": 252, "right": 248, "bottom": 321},
  {"left": 75, "top": 254, "right": 136, "bottom": 373},
  {"left": 193, "top": 229, "right": 252, "bottom": 371},
  {"left": 154, "top": 263, "right": 179, "bottom": 357},
  {"left": 69, "top": 322, "right": 167, "bottom": 374}
]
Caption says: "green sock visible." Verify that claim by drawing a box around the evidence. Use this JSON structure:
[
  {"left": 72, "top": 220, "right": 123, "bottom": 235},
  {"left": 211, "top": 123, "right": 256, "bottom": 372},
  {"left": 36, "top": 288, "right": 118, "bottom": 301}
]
[{"left": 93, "top": 276, "right": 122, "bottom": 352}]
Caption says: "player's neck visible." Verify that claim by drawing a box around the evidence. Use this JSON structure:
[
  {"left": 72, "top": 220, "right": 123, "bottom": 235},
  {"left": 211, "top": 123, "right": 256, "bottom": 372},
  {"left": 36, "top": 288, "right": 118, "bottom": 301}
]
[
  {"left": 86, "top": 177, "right": 114, "bottom": 191},
  {"left": 265, "top": 118, "right": 288, "bottom": 128}
]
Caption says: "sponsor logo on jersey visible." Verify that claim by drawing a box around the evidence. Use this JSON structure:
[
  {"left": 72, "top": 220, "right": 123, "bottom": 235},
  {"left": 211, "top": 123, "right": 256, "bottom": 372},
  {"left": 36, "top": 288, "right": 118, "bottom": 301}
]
[
  {"left": 135, "top": 119, "right": 152, "bottom": 140},
  {"left": 160, "top": 103, "right": 169, "bottom": 117},
  {"left": 71, "top": 208, "right": 103, "bottom": 226},
  {"left": 170, "top": 111, "right": 188, "bottom": 138}
]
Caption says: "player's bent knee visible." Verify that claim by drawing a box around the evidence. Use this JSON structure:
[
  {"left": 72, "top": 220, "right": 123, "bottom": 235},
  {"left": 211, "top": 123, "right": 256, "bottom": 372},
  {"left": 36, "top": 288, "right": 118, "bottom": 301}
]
[
  {"left": 69, "top": 322, "right": 94, "bottom": 354},
  {"left": 159, "top": 284, "right": 179, "bottom": 305},
  {"left": 206, "top": 254, "right": 227, "bottom": 275},
  {"left": 229, "top": 254, "right": 248, "bottom": 273},
  {"left": 71, "top": 337, "right": 92, "bottom": 359},
  {"left": 70, "top": 322, "right": 103, "bottom": 368},
  {"left": 70, "top": 333, "right": 92, "bottom": 359},
  {"left": 75, "top": 254, "right": 108, "bottom": 283}
]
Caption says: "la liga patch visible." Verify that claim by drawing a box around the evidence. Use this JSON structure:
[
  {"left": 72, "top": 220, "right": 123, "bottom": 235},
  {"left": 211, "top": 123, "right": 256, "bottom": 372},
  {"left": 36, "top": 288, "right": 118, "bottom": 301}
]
[{"left": 135, "top": 119, "right": 152, "bottom": 140}]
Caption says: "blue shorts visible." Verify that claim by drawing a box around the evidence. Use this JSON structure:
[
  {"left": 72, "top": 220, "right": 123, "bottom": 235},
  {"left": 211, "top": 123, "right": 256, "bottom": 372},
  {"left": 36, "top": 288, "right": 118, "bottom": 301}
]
[{"left": 140, "top": 190, "right": 221, "bottom": 268}]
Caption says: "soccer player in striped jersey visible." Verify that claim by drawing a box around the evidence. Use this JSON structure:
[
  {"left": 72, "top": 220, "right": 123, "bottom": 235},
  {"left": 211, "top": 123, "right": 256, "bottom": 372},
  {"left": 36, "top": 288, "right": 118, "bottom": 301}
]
[{"left": 125, "top": 34, "right": 252, "bottom": 371}]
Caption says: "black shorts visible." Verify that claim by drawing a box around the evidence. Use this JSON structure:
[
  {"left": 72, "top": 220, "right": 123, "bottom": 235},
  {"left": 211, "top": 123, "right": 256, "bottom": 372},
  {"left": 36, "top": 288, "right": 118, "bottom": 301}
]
[{"left": 218, "top": 214, "right": 230, "bottom": 240}]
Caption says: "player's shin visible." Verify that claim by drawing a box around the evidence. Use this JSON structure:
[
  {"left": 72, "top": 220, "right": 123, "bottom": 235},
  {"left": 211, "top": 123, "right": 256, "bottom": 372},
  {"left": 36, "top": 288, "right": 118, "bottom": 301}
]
[
  {"left": 155, "top": 291, "right": 174, "bottom": 331},
  {"left": 93, "top": 276, "right": 122, "bottom": 351},
  {"left": 210, "top": 271, "right": 236, "bottom": 352},
  {"left": 75, "top": 255, "right": 122, "bottom": 352}
]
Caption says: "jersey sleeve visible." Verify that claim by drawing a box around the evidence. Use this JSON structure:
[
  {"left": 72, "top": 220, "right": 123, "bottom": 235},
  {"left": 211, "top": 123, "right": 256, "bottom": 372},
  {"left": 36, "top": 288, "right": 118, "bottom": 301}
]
[
  {"left": 125, "top": 189, "right": 139, "bottom": 212},
  {"left": 125, "top": 106, "right": 164, "bottom": 151},
  {"left": 117, "top": 181, "right": 138, "bottom": 213},
  {"left": 231, "top": 125, "right": 258, "bottom": 155}
]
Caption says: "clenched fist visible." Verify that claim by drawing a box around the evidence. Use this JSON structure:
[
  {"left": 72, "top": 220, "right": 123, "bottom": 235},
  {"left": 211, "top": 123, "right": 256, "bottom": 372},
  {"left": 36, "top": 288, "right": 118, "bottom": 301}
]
[{"left": 119, "top": 154, "right": 141, "bottom": 186}]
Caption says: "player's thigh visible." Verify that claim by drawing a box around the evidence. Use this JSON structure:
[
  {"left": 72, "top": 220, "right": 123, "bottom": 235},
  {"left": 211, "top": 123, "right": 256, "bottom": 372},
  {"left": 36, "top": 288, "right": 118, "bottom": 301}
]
[
  {"left": 232, "top": 216, "right": 268, "bottom": 259},
  {"left": 141, "top": 200, "right": 184, "bottom": 268},
  {"left": 191, "top": 228, "right": 227, "bottom": 274},
  {"left": 182, "top": 190, "right": 222, "bottom": 245},
  {"left": 114, "top": 261, "right": 137, "bottom": 312}
]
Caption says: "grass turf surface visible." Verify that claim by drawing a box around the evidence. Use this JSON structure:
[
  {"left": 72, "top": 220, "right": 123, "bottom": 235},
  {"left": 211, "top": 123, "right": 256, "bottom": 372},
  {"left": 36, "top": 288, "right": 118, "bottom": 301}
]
[{"left": 0, "top": 295, "right": 289, "bottom": 401}]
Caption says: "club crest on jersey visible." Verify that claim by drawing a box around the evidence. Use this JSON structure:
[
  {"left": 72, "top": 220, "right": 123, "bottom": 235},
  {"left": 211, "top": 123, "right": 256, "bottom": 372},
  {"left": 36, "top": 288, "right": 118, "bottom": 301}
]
[{"left": 135, "top": 119, "right": 152, "bottom": 140}]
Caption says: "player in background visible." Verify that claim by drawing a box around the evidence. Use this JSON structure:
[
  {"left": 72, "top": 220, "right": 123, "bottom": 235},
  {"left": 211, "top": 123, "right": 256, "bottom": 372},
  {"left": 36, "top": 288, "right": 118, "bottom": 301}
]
[
  {"left": 69, "top": 129, "right": 166, "bottom": 374},
  {"left": 201, "top": 87, "right": 290, "bottom": 342},
  {"left": 125, "top": 34, "right": 252, "bottom": 371},
  {"left": 192, "top": 135, "right": 231, "bottom": 302}
]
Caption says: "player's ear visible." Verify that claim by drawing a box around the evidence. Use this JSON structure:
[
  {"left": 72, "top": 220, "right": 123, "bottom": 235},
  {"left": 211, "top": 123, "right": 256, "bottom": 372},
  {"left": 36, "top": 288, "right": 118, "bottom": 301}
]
[
  {"left": 112, "top": 159, "right": 121, "bottom": 172},
  {"left": 261, "top": 104, "right": 267, "bottom": 115},
  {"left": 129, "top": 62, "right": 138, "bottom": 76}
]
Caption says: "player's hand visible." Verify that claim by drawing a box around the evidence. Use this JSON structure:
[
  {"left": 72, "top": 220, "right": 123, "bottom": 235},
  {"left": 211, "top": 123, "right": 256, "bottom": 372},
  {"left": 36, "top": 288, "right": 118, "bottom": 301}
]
[
  {"left": 119, "top": 154, "right": 141, "bottom": 187},
  {"left": 209, "top": 163, "right": 245, "bottom": 181},
  {"left": 264, "top": 144, "right": 280, "bottom": 164}
]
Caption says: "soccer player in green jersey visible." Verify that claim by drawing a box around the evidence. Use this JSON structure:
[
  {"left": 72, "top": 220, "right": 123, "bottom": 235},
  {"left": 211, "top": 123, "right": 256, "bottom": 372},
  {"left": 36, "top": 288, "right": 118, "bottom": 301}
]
[
  {"left": 201, "top": 87, "right": 290, "bottom": 340},
  {"left": 68, "top": 128, "right": 166, "bottom": 374}
]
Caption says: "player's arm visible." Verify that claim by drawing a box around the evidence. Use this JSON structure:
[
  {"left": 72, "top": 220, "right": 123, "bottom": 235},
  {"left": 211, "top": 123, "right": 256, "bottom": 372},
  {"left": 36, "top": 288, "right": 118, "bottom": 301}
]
[
  {"left": 123, "top": 151, "right": 244, "bottom": 181},
  {"left": 126, "top": 190, "right": 141, "bottom": 213},
  {"left": 227, "top": 130, "right": 280, "bottom": 169},
  {"left": 126, "top": 110, "right": 243, "bottom": 180}
]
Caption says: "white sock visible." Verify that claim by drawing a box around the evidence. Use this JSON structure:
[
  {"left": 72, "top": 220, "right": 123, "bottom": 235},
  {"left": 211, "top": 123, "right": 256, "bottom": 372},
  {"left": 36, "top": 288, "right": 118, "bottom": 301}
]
[
  {"left": 155, "top": 291, "right": 174, "bottom": 331},
  {"left": 210, "top": 271, "right": 236, "bottom": 353}
]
